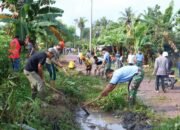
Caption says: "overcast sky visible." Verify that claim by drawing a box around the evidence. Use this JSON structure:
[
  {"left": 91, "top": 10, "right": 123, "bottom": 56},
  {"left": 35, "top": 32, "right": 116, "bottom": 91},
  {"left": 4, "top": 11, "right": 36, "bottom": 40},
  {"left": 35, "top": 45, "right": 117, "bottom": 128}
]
[{"left": 55, "top": 0, "right": 180, "bottom": 27}]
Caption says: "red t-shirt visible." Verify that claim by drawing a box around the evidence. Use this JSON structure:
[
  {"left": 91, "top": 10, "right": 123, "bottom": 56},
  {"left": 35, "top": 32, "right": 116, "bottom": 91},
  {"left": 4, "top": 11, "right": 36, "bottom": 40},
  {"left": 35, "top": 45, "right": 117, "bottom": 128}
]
[{"left": 9, "top": 38, "right": 21, "bottom": 59}]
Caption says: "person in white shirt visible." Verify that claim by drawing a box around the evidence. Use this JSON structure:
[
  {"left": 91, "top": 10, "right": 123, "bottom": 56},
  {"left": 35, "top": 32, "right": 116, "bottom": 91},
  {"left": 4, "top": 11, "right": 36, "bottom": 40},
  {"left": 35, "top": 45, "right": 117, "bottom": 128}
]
[{"left": 127, "top": 50, "right": 135, "bottom": 65}]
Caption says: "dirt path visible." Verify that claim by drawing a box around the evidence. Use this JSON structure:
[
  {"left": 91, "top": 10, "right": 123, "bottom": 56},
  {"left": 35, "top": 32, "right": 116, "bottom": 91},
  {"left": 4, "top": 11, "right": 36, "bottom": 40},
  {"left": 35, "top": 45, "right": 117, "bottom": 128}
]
[
  {"left": 138, "top": 78, "right": 180, "bottom": 118},
  {"left": 63, "top": 54, "right": 180, "bottom": 118}
]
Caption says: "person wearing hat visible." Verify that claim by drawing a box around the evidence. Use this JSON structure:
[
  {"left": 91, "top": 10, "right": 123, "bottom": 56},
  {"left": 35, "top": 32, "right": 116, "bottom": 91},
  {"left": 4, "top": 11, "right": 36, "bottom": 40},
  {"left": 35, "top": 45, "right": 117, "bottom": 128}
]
[
  {"left": 46, "top": 42, "right": 64, "bottom": 88},
  {"left": 152, "top": 49, "right": 169, "bottom": 93},
  {"left": 97, "top": 65, "right": 144, "bottom": 105},
  {"left": 24, "top": 49, "right": 54, "bottom": 99}
]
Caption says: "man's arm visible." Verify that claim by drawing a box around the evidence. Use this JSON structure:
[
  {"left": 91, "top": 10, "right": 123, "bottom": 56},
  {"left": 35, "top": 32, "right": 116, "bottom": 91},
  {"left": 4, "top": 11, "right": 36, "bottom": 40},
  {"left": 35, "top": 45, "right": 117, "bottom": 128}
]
[
  {"left": 99, "top": 83, "right": 116, "bottom": 98},
  {"left": 51, "top": 58, "right": 63, "bottom": 68},
  {"left": 152, "top": 59, "right": 158, "bottom": 75},
  {"left": 38, "top": 63, "right": 44, "bottom": 79}
]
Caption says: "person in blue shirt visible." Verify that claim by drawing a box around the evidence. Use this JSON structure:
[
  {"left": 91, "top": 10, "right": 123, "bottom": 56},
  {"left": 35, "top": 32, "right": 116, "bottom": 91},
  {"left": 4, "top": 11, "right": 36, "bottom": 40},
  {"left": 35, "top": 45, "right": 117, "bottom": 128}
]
[
  {"left": 135, "top": 49, "right": 144, "bottom": 67},
  {"left": 98, "top": 65, "right": 144, "bottom": 105},
  {"left": 101, "top": 48, "right": 111, "bottom": 75}
]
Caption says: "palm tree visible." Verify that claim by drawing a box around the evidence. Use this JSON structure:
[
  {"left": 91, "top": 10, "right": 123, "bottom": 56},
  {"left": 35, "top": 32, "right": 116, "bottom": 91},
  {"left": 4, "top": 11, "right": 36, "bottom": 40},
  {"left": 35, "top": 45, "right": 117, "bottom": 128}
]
[{"left": 77, "top": 17, "right": 87, "bottom": 39}]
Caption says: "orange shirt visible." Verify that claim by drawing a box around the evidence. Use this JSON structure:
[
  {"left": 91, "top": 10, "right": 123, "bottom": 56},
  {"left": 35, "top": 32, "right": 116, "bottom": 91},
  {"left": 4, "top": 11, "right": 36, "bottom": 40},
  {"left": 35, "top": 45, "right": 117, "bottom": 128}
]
[{"left": 9, "top": 38, "right": 21, "bottom": 59}]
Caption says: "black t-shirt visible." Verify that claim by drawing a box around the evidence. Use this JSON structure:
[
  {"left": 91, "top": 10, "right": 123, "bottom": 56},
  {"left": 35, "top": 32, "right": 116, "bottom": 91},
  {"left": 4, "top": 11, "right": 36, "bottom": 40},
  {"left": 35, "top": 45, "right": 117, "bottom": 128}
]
[{"left": 25, "top": 52, "right": 47, "bottom": 73}]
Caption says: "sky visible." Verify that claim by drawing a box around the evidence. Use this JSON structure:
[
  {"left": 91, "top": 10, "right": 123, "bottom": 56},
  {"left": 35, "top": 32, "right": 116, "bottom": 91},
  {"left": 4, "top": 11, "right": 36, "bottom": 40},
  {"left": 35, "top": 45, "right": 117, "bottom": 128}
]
[{"left": 55, "top": 0, "right": 180, "bottom": 27}]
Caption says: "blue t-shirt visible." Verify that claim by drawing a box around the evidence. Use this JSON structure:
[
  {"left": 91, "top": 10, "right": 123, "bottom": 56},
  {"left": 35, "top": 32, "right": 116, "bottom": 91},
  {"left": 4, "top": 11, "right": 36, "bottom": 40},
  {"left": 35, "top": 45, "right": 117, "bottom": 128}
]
[
  {"left": 136, "top": 53, "right": 144, "bottom": 62},
  {"left": 110, "top": 65, "right": 138, "bottom": 84},
  {"left": 103, "top": 52, "right": 111, "bottom": 63}
]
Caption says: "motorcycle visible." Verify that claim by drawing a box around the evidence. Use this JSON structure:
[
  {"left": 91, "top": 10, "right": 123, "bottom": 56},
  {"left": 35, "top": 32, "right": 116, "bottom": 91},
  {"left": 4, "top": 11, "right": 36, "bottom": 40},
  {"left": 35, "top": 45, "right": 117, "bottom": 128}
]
[{"left": 164, "top": 70, "right": 177, "bottom": 89}]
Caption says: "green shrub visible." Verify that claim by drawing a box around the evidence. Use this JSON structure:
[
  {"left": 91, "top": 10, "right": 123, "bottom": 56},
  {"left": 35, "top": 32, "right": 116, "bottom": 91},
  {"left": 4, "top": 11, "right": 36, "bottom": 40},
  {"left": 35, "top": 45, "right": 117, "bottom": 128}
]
[
  {"left": 98, "top": 85, "right": 128, "bottom": 111},
  {"left": 154, "top": 116, "right": 180, "bottom": 130}
]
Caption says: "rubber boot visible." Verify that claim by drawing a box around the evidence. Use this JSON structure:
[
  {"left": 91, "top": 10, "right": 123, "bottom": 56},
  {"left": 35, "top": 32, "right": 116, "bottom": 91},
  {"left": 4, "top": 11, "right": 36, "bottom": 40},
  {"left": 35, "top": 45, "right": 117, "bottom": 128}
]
[{"left": 50, "top": 80, "right": 56, "bottom": 88}]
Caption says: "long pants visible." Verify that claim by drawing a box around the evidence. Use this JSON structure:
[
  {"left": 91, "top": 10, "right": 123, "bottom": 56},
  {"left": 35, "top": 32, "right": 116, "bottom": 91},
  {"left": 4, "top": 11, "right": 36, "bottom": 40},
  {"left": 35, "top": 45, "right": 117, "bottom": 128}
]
[
  {"left": 155, "top": 75, "right": 166, "bottom": 91},
  {"left": 24, "top": 70, "right": 45, "bottom": 99},
  {"left": 46, "top": 63, "right": 56, "bottom": 80},
  {"left": 104, "top": 63, "right": 111, "bottom": 75},
  {"left": 136, "top": 61, "right": 142, "bottom": 67},
  {"left": 11, "top": 58, "right": 20, "bottom": 71},
  {"left": 128, "top": 68, "right": 144, "bottom": 105},
  {"left": 178, "top": 62, "right": 180, "bottom": 78}
]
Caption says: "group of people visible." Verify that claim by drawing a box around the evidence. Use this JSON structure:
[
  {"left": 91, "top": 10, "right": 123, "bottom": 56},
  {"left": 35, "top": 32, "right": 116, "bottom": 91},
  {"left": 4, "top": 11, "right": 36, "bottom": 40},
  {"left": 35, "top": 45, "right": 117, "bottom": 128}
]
[
  {"left": 8, "top": 36, "right": 179, "bottom": 105},
  {"left": 8, "top": 35, "right": 65, "bottom": 99}
]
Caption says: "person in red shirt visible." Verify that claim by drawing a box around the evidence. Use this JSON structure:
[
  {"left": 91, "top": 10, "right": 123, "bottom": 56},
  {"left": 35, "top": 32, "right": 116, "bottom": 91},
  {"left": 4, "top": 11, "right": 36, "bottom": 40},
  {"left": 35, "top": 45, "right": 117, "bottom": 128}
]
[{"left": 9, "top": 36, "right": 21, "bottom": 71}]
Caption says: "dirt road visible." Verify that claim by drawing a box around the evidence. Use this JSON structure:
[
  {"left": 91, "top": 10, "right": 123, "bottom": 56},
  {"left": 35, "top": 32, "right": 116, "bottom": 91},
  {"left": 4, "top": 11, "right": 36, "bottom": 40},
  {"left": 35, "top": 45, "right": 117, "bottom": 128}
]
[
  {"left": 63, "top": 54, "right": 180, "bottom": 118},
  {"left": 138, "top": 78, "right": 180, "bottom": 118}
]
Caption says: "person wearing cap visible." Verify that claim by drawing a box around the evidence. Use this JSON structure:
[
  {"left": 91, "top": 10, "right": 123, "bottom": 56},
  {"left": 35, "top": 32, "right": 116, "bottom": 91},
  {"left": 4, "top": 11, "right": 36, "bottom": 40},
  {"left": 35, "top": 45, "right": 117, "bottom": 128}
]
[
  {"left": 163, "top": 51, "right": 173, "bottom": 71},
  {"left": 98, "top": 65, "right": 144, "bottom": 105},
  {"left": 24, "top": 49, "right": 54, "bottom": 99},
  {"left": 46, "top": 42, "right": 64, "bottom": 88},
  {"left": 152, "top": 49, "right": 169, "bottom": 93}
]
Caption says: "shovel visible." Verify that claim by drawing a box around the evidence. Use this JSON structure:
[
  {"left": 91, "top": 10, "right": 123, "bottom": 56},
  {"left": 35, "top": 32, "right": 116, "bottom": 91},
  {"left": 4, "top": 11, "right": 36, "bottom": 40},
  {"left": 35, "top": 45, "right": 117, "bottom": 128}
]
[{"left": 81, "top": 97, "right": 99, "bottom": 115}]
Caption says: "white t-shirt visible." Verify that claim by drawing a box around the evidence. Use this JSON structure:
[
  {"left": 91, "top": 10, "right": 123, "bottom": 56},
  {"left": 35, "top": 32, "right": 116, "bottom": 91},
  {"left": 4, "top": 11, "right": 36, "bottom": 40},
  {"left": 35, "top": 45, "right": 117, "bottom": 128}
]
[{"left": 127, "top": 54, "right": 135, "bottom": 64}]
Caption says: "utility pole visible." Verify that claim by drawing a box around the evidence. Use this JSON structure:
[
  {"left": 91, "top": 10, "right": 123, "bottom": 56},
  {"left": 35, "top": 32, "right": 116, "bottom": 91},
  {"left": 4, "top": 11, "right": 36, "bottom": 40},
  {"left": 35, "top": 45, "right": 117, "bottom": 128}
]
[{"left": 89, "top": 0, "right": 93, "bottom": 52}]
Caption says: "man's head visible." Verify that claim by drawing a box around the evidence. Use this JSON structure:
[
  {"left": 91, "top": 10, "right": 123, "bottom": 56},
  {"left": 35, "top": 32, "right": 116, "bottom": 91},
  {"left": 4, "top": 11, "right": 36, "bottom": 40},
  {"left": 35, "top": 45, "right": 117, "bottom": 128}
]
[
  {"left": 93, "top": 56, "right": 97, "bottom": 60},
  {"left": 138, "top": 48, "right": 142, "bottom": 54},
  {"left": 102, "top": 48, "right": 107, "bottom": 55},
  {"left": 55, "top": 41, "right": 65, "bottom": 51},
  {"left": 47, "top": 48, "right": 55, "bottom": 59},
  {"left": 59, "top": 40, "right": 65, "bottom": 49},
  {"left": 158, "top": 49, "right": 163, "bottom": 55},
  {"left": 105, "top": 69, "right": 114, "bottom": 80},
  {"left": 162, "top": 51, "right": 168, "bottom": 57}
]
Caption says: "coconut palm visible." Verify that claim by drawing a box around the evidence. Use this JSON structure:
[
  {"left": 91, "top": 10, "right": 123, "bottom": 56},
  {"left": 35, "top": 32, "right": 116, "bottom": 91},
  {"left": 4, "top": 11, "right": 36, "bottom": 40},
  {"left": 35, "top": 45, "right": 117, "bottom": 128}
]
[{"left": 76, "top": 17, "right": 87, "bottom": 39}]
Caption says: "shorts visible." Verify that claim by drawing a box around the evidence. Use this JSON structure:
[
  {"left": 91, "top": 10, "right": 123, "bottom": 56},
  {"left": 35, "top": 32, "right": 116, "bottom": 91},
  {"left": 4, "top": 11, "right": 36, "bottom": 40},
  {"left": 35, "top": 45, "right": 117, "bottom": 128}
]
[{"left": 86, "top": 65, "right": 92, "bottom": 71}]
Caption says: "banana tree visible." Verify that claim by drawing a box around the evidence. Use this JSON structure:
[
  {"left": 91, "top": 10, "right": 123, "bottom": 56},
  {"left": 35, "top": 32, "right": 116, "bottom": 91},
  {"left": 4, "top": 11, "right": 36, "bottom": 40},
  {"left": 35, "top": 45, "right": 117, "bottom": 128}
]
[{"left": 0, "top": 0, "right": 66, "bottom": 47}]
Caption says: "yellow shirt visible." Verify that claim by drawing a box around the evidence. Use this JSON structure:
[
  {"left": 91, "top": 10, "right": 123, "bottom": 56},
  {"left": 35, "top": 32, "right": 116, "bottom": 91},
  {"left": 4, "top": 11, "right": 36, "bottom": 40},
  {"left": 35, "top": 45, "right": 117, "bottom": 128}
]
[{"left": 84, "top": 58, "right": 92, "bottom": 66}]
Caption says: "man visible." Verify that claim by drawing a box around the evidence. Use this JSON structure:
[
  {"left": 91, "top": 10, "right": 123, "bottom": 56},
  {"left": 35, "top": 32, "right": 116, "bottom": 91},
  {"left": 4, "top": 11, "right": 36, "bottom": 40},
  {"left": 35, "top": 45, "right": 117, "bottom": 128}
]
[
  {"left": 81, "top": 56, "right": 92, "bottom": 75},
  {"left": 98, "top": 65, "right": 144, "bottom": 105},
  {"left": 152, "top": 49, "right": 168, "bottom": 93},
  {"left": 24, "top": 36, "right": 36, "bottom": 61},
  {"left": 127, "top": 50, "right": 135, "bottom": 65},
  {"left": 135, "top": 49, "right": 144, "bottom": 67},
  {"left": 24, "top": 48, "right": 55, "bottom": 99},
  {"left": 101, "top": 48, "right": 111, "bottom": 76},
  {"left": 46, "top": 41, "right": 64, "bottom": 88},
  {"left": 178, "top": 53, "right": 180, "bottom": 78},
  {"left": 9, "top": 36, "right": 21, "bottom": 71},
  {"left": 93, "top": 56, "right": 103, "bottom": 76}
]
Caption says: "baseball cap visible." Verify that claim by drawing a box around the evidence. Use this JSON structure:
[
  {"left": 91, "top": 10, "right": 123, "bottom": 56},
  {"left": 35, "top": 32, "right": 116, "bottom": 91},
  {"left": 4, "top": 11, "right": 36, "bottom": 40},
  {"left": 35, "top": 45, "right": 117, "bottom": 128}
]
[
  {"left": 162, "top": 51, "right": 168, "bottom": 57},
  {"left": 48, "top": 48, "right": 56, "bottom": 55}
]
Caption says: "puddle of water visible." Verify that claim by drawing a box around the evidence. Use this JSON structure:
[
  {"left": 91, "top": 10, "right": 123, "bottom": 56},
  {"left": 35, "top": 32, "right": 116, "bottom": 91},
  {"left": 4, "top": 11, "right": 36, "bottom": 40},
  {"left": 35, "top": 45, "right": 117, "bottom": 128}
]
[{"left": 76, "top": 108, "right": 125, "bottom": 130}]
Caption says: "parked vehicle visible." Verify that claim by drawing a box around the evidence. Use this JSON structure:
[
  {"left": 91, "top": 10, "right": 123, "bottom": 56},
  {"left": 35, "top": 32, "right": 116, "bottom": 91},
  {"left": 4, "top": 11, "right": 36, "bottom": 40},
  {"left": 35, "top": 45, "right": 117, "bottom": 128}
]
[{"left": 164, "top": 70, "right": 177, "bottom": 89}]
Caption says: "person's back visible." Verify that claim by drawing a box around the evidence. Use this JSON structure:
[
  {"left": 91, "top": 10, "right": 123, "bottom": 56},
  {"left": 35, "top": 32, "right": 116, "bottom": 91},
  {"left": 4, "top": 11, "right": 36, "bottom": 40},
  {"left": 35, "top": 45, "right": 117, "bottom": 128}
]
[
  {"left": 155, "top": 56, "right": 168, "bottom": 76},
  {"left": 9, "top": 37, "right": 21, "bottom": 59},
  {"left": 110, "top": 65, "right": 139, "bottom": 84},
  {"left": 25, "top": 52, "right": 47, "bottom": 73}
]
